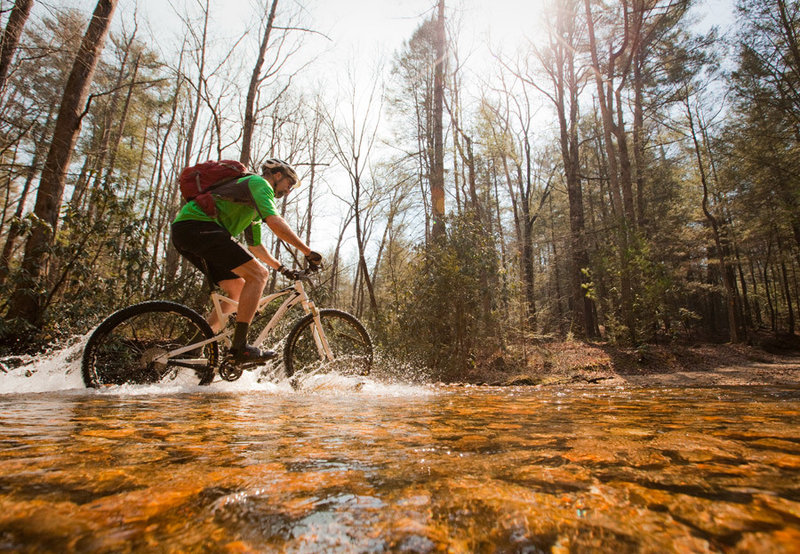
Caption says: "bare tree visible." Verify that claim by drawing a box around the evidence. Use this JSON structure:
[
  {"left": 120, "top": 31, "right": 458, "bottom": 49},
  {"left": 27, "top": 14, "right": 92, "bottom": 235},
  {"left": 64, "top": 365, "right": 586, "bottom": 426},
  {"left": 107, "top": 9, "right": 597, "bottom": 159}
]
[
  {"left": 0, "top": 0, "right": 33, "bottom": 95},
  {"left": 240, "top": 0, "right": 278, "bottom": 167},
  {"left": 0, "top": 109, "right": 53, "bottom": 285},
  {"left": 182, "top": 0, "right": 209, "bottom": 167},
  {"left": 324, "top": 63, "right": 384, "bottom": 316},
  {"left": 685, "top": 88, "right": 743, "bottom": 342},
  {"left": 531, "top": 0, "right": 598, "bottom": 337},
  {"left": 6, "top": 0, "right": 118, "bottom": 326},
  {"left": 70, "top": 25, "right": 140, "bottom": 211},
  {"left": 483, "top": 70, "right": 552, "bottom": 327},
  {"left": 583, "top": 0, "right": 638, "bottom": 342},
  {"left": 430, "top": 0, "right": 446, "bottom": 239}
]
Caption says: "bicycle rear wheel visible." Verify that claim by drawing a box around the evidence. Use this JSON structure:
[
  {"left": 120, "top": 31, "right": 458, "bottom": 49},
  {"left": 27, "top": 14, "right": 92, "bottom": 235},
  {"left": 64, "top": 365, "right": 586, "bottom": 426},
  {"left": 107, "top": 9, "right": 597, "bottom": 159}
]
[
  {"left": 82, "top": 301, "right": 218, "bottom": 388},
  {"left": 283, "top": 309, "right": 373, "bottom": 380}
]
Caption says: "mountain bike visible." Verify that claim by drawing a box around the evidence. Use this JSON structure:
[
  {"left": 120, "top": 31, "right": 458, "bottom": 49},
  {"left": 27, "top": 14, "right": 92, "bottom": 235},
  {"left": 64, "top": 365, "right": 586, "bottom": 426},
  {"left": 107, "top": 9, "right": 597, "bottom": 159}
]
[{"left": 81, "top": 269, "right": 372, "bottom": 388}]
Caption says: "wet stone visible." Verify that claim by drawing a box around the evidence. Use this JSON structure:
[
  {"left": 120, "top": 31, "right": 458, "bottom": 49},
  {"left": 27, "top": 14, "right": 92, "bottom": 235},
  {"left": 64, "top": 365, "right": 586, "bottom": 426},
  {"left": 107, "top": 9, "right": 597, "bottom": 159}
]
[{"left": 0, "top": 385, "right": 799, "bottom": 551}]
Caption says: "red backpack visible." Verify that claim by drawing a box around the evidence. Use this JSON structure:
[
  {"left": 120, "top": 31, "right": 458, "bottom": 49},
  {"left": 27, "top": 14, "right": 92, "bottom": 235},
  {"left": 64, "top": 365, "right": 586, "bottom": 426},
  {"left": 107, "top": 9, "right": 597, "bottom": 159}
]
[{"left": 178, "top": 160, "right": 251, "bottom": 217}]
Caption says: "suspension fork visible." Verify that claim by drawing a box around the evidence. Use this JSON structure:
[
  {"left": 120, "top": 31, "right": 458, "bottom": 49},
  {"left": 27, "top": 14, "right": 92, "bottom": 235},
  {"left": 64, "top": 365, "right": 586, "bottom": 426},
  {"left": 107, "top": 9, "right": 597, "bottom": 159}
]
[{"left": 296, "top": 281, "right": 334, "bottom": 361}]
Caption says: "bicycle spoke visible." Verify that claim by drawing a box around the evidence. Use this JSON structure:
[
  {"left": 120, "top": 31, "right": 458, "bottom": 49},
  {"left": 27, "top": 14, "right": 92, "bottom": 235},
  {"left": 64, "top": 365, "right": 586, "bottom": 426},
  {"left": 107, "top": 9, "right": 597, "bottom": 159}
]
[
  {"left": 284, "top": 309, "right": 373, "bottom": 381},
  {"left": 83, "top": 302, "right": 218, "bottom": 387}
]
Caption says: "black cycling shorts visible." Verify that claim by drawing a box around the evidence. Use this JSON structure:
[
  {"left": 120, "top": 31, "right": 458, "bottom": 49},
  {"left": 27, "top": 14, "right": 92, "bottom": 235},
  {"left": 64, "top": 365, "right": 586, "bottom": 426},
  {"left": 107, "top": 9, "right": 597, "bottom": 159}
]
[{"left": 171, "top": 220, "right": 253, "bottom": 285}]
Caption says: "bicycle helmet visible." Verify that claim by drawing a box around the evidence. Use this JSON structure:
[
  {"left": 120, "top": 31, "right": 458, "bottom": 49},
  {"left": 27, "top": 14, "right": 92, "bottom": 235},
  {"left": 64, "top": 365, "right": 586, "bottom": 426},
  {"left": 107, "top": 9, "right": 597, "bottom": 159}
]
[{"left": 261, "top": 158, "right": 300, "bottom": 187}]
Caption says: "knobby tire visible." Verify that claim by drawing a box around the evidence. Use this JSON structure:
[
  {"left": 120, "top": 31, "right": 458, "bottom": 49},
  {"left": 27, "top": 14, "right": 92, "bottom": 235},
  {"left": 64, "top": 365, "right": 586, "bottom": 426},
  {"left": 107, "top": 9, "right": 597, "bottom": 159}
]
[
  {"left": 82, "top": 301, "right": 218, "bottom": 388},
  {"left": 283, "top": 309, "right": 373, "bottom": 380}
]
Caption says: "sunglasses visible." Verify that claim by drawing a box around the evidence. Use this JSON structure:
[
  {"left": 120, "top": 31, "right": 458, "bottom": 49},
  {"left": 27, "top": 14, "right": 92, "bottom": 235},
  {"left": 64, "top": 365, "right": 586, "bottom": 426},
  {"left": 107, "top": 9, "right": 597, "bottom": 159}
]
[{"left": 283, "top": 175, "right": 297, "bottom": 191}]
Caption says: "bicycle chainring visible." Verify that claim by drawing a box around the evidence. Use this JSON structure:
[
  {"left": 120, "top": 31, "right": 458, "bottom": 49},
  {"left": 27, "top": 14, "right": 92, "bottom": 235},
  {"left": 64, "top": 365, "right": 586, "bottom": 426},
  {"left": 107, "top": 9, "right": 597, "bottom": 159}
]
[{"left": 218, "top": 360, "right": 244, "bottom": 381}]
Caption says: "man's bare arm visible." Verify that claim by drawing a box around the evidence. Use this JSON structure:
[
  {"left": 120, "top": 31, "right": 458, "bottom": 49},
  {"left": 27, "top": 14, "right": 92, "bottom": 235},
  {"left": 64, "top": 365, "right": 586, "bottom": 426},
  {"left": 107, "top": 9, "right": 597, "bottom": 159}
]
[
  {"left": 248, "top": 243, "right": 280, "bottom": 270},
  {"left": 264, "top": 215, "right": 311, "bottom": 256}
]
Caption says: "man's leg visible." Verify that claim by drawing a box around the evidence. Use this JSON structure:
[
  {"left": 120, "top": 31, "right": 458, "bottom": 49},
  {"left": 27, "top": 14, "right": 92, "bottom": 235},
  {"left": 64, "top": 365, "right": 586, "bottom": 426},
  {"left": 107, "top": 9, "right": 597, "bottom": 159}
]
[
  {"left": 230, "top": 259, "right": 269, "bottom": 323},
  {"left": 171, "top": 220, "right": 273, "bottom": 361},
  {"left": 227, "top": 259, "right": 272, "bottom": 359},
  {"left": 209, "top": 277, "right": 244, "bottom": 333}
]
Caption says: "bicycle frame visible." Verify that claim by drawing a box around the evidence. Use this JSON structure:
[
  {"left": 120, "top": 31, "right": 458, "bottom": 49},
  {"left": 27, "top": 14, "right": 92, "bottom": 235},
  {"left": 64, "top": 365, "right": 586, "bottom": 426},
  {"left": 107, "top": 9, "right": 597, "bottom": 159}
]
[{"left": 154, "top": 279, "right": 335, "bottom": 367}]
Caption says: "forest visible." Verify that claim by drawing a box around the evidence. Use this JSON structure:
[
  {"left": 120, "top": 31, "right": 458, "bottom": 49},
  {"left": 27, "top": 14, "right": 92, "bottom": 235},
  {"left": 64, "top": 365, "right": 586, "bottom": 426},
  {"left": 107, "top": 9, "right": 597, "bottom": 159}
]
[{"left": 0, "top": 0, "right": 798, "bottom": 379}]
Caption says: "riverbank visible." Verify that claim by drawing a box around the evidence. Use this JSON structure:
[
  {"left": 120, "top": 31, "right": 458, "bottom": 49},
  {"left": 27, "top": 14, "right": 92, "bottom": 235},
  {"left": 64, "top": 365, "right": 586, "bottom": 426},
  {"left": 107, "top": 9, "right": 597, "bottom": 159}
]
[
  {"left": 2, "top": 334, "right": 799, "bottom": 391},
  {"left": 469, "top": 338, "right": 800, "bottom": 387}
]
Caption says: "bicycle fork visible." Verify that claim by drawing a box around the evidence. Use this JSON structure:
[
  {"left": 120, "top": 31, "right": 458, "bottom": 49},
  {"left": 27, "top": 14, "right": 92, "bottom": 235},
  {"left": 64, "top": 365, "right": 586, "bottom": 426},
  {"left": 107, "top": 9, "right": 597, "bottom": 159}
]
[{"left": 297, "top": 281, "right": 334, "bottom": 363}]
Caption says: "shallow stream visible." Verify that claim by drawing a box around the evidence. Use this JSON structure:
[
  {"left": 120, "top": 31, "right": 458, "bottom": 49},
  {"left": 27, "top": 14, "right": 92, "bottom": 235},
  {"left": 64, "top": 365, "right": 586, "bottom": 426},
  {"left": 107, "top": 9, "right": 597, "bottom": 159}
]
[{"left": 1, "top": 371, "right": 799, "bottom": 552}]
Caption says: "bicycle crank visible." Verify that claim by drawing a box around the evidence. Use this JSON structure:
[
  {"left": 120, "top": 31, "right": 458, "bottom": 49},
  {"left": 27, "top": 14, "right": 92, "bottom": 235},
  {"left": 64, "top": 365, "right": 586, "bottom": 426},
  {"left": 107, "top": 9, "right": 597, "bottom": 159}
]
[
  {"left": 218, "top": 361, "right": 244, "bottom": 381},
  {"left": 218, "top": 359, "right": 263, "bottom": 381}
]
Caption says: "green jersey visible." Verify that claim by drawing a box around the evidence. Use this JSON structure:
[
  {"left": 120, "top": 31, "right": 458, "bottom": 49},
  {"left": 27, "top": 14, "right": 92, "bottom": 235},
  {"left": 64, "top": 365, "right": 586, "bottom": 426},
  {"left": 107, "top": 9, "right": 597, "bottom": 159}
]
[{"left": 172, "top": 174, "right": 279, "bottom": 246}]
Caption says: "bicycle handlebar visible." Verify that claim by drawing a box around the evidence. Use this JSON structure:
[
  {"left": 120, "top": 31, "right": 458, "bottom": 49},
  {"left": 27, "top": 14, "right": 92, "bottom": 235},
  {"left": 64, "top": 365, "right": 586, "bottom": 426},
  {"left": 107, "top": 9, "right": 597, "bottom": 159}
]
[
  {"left": 289, "top": 265, "right": 322, "bottom": 282},
  {"left": 278, "top": 262, "right": 322, "bottom": 282}
]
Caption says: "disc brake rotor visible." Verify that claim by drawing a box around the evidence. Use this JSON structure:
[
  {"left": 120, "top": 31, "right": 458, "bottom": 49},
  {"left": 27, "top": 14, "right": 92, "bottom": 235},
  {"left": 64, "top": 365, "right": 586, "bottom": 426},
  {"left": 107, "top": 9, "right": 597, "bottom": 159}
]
[{"left": 140, "top": 348, "right": 168, "bottom": 373}]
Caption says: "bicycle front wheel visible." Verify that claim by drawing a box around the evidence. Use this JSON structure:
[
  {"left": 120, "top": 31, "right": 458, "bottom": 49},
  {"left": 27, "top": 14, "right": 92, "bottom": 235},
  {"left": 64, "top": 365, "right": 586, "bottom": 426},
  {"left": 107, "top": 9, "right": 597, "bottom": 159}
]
[
  {"left": 283, "top": 309, "right": 373, "bottom": 380},
  {"left": 82, "top": 301, "right": 218, "bottom": 388}
]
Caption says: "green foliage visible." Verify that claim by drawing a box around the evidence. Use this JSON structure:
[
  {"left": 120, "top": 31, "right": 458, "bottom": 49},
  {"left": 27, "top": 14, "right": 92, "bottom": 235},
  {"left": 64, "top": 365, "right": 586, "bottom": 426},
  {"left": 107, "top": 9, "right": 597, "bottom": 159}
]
[
  {"left": 2, "top": 0, "right": 799, "bottom": 363},
  {"left": 41, "top": 193, "right": 140, "bottom": 334},
  {"left": 380, "top": 213, "right": 501, "bottom": 379}
]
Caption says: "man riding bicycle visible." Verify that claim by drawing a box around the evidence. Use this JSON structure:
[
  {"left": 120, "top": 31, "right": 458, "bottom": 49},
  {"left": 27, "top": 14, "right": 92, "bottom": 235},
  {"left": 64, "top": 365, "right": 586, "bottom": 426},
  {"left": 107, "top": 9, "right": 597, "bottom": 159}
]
[{"left": 171, "top": 158, "right": 321, "bottom": 363}]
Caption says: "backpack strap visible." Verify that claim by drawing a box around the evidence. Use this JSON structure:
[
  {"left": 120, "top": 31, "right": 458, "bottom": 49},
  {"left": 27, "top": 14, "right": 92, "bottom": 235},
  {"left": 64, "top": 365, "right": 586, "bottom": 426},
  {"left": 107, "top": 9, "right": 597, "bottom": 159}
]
[{"left": 205, "top": 172, "right": 255, "bottom": 193}]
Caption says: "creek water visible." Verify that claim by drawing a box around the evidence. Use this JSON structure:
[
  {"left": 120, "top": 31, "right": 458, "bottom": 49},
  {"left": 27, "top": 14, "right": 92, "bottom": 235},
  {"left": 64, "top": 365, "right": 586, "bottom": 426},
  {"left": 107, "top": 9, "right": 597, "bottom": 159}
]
[{"left": 1, "top": 346, "right": 800, "bottom": 552}]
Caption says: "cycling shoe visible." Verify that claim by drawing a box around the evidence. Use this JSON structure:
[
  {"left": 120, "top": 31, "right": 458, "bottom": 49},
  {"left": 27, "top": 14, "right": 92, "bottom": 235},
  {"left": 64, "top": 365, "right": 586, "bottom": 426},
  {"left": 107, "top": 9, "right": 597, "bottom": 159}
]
[{"left": 228, "top": 344, "right": 277, "bottom": 363}]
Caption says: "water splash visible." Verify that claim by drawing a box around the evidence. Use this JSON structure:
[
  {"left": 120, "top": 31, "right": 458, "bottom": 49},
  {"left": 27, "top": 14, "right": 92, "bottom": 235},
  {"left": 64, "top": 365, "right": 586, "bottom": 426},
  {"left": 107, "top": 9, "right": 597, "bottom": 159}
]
[
  {"left": 0, "top": 337, "right": 433, "bottom": 398},
  {"left": 0, "top": 334, "right": 88, "bottom": 394}
]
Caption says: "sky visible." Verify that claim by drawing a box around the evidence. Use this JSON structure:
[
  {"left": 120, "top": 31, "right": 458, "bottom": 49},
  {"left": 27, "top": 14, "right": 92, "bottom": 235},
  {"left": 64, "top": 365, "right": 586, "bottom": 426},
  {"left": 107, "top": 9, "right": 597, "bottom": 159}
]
[
  {"left": 24, "top": 0, "right": 737, "bottom": 256},
  {"left": 44, "top": 0, "right": 737, "bottom": 109},
  {"left": 49, "top": 0, "right": 561, "bottom": 75},
  {"left": 131, "top": 0, "right": 735, "bottom": 59},
  {"left": 91, "top": 0, "right": 559, "bottom": 253},
  {"left": 32, "top": 0, "right": 738, "bottom": 125}
]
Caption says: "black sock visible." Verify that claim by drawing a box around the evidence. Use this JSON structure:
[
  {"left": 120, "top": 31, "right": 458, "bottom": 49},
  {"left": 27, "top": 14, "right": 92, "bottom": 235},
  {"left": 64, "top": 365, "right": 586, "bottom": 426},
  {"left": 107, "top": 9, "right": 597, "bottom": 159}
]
[{"left": 231, "top": 321, "right": 249, "bottom": 352}]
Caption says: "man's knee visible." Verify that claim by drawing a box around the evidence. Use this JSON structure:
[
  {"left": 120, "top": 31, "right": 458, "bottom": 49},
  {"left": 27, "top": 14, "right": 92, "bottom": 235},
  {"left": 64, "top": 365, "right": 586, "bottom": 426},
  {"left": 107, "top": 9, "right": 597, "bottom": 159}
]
[
  {"left": 219, "top": 277, "right": 246, "bottom": 297},
  {"left": 235, "top": 260, "right": 269, "bottom": 288},
  {"left": 249, "top": 264, "right": 269, "bottom": 287}
]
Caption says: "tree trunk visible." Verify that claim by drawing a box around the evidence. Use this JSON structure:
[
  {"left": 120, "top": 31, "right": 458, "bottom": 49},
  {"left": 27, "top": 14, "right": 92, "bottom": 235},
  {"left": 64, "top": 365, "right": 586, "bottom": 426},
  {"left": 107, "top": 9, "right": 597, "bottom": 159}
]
[
  {"left": 633, "top": 35, "right": 647, "bottom": 229},
  {"left": 143, "top": 56, "right": 183, "bottom": 257},
  {"left": 184, "top": 0, "right": 209, "bottom": 168},
  {"left": 76, "top": 29, "right": 137, "bottom": 212},
  {"left": 0, "top": 128, "right": 46, "bottom": 285},
  {"left": 776, "top": 233, "right": 796, "bottom": 335},
  {"left": 734, "top": 246, "right": 753, "bottom": 329},
  {"left": 584, "top": 0, "right": 624, "bottom": 218},
  {"left": 353, "top": 176, "right": 378, "bottom": 315},
  {"left": 305, "top": 107, "right": 323, "bottom": 246},
  {"left": 430, "top": 0, "right": 446, "bottom": 239},
  {"left": 0, "top": 0, "right": 34, "bottom": 95},
  {"left": 549, "top": 196, "right": 565, "bottom": 333},
  {"left": 240, "top": 0, "right": 278, "bottom": 168},
  {"left": 761, "top": 241, "right": 776, "bottom": 332},
  {"left": 780, "top": 259, "right": 795, "bottom": 335},
  {"left": 106, "top": 53, "right": 140, "bottom": 191},
  {"left": 519, "top": 146, "right": 536, "bottom": 325},
  {"left": 614, "top": 88, "right": 636, "bottom": 225},
  {"left": 549, "top": 0, "right": 597, "bottom": 338},
  {"left": 584, "top": 0, "right": 637, "bottom": 343},
  {"left": 0, "top": 142, "right": 20, "bottom": 237},
  {"left": 687, "top": 99, "right": 741, "bottom": 342},
  {"left": 6, "top": 0, "right": 118, "bottom": 326},
  {"left": 329, "top": 209, "right": 354, "bottom": 307}
]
